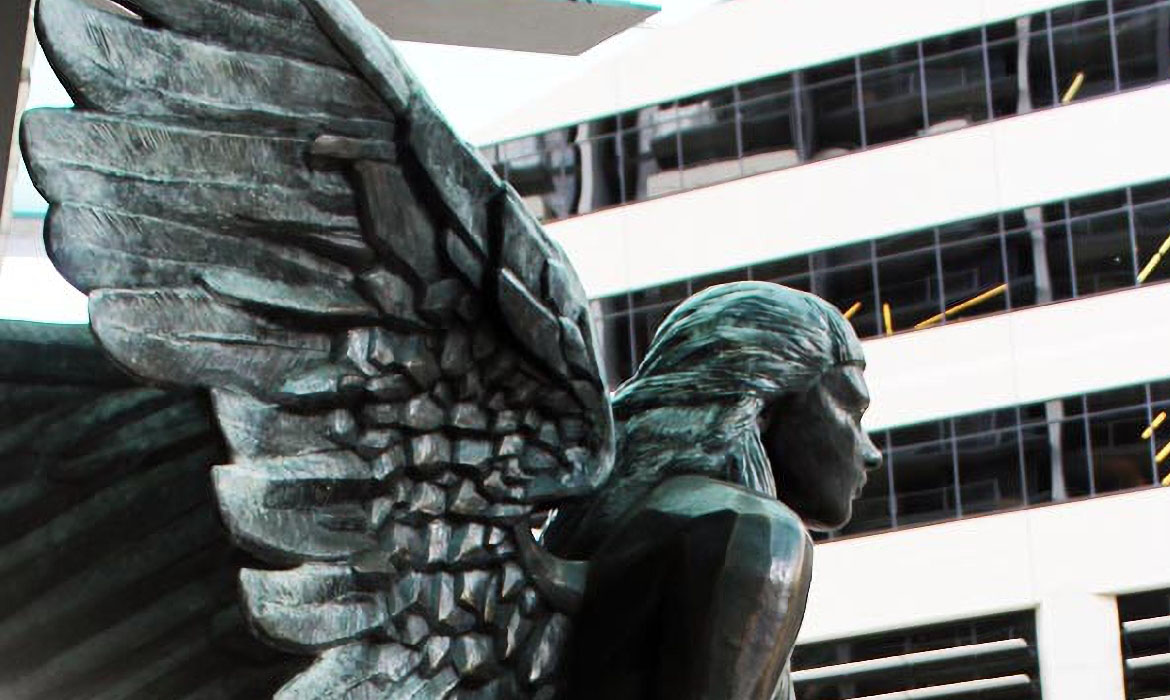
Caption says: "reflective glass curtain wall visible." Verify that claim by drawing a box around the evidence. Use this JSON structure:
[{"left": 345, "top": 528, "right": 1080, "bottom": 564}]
[
  {"left": 483, "top": 0, "right": 1170, "bottom": 225},
  {"left": 594, "top": 177, "right": 1170, "bottom": 389}
]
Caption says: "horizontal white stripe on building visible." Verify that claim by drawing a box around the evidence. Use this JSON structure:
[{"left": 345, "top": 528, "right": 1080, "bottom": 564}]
[
  {"left": 549, "top": 83, "right": 1170, "bottom": 299},
  {"left": 863, "top": 283, "right": 1170, "bottom": 430}
]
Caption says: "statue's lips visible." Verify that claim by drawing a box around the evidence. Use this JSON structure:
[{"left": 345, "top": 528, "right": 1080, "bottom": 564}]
[{"left": 853, "top": 472, "right": 868, "bottom": 498}]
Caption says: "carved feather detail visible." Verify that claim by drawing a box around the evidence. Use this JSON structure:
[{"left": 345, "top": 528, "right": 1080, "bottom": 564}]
[{"left": 22, "top": 0, "right": 614, "bottom": 696}]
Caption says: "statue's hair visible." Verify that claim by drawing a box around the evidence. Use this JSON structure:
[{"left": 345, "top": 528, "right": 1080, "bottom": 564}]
[{"left": 610, "top": 282, "right": 863, "bottom": 499}]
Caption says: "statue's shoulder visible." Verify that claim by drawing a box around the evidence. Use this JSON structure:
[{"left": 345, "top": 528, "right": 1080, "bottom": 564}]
[{"left": 630, "top": 474, "right": 812, "bottom": 564}]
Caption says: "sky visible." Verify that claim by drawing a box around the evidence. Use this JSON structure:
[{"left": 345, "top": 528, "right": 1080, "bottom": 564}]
[{"left": 1, "top": 0, "right": 723, "bottom": 322}]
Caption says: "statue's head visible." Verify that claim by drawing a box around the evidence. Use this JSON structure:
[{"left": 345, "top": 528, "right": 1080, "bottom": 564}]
[{"left": 613, "top": 282, "right": 882, "bottom": 531}]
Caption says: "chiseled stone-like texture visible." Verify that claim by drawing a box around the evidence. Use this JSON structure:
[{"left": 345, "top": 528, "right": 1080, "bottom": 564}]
[{"left": 22, "top": 0, "right": 615, "bottom": 696}]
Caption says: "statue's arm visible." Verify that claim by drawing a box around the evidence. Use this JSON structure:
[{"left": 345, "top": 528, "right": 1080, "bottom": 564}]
[
  {"left": 685, "top": 488, "right": 813, "bottom": 700},
  {"left": 565, "top": 475, "right": 813, "bottom": 699}
]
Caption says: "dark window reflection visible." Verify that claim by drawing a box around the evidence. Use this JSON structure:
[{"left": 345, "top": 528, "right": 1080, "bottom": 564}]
[
  {"left": 738, "top": 76, "right": 800, "bottom": 175},
  {"left": 491, "top": 1, "right": 1170, "bottom": 225},
  {"left": 1116, "top": 1, "right": 1170, "bottom": 88},
  {"left": 1051, "top": 9, "right": 1117, "bottom": 100},
  {"left": 860, "top": 45, "right": 925, "bottom": 144},
  {"left": 813, "top": 380, "right": 1166, "bottom": 539},
  {"left": 889, "top": 421, "right": 957, "bottom": 526},
  {"left": 800, "top": 58, "right": 862, "bottom": 158},
  {"left": 876, "top": 231, "right": 941, "bottom": 333},
  {"left": 987, "top": 21, "right": 1023, "bottom": 117},
  {"left": 923, "top": 30, "right": 990, "bottom": 131},
  {"left": 596, "top": 176, "right": 1170, "bottom": 388}
]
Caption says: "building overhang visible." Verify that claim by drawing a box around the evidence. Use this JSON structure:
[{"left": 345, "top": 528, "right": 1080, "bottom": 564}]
[{"left": 353, "top": 0, "right": 658, "bottom": 54}]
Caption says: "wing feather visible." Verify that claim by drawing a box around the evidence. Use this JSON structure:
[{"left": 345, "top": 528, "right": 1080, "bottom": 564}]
[
  {"left": 40, "top": 0, "right": 392, "bottom": 136},
  {"left": 23, "top": 0, "right": 615, "bottom": 695}
]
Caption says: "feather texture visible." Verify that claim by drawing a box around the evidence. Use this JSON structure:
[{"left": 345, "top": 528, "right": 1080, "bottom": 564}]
[{"left": 21, "top": 0, "right": 615, "bottom": 696}]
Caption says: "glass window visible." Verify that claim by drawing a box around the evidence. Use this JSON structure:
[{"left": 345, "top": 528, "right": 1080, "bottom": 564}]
[
  {"left": 630, "top": 304, "right": 673, "bottom": 367},
  {"left": 1041, "top": 211, "right": 1078, "bottom": 301},
  {"left": 577, "top": 122, "right": 624, "bottom": 214},
  {"left": 1089, "top": 404, "right": 1154, "bottom": 492},
  {"left": 799, "top": 58, "right": 863, "bottom": 158},
  {"left": 627, "top": 106, "right": 681, "bottom": 201},
  {"left": 889, "top": 421, "right": 958, "bottom": 526},
  {"left": 986, "top": 21, "right": 1023, "bottom": 118},
  {"left": 1131, "top": 177, "right": 1170, "bottom": 205},
  {"left": 598, "top": 312, "right": 633, "bottom": 390},
  {"left": 1133, "top": 197, "right": 1170, "bottom": 285},
  {"left": 955, "top": 411, "right": 1024, "bottom": 515},
  {"left": 811, "top": 243, "right": 880, "bottom": 339},
  {"left": 877, "top": 232, "right": 942, "bottom": 334},
  {"left": 1004, "top": 224, "right": 1039, "bottom": 309},
  {"left": 1070, "top": 209, "right": 1135, "bottom": 295},
  {"left": 1050, "top": 11, "right": 1117, "bottom": 102},
  {"left": 648, "top": 88, "right": 744, "bottom": 192},
  {"left": 1023, "top": 15, "right": 1059, "bottom": 109},
  {"left": 737, "top": 76, "right": 800, "bottom": 176},
  {"left": 860, "top": 45, "right": 925, "bottom": 145},
  {"left": 939, "top": 235, "right": 1008, "bottom": 324},
  {"left": 1054, "top": 412, "right": 1094, "bottom": 498},
  {"left": 1115, "top": 1, "right": 1170, "bottom": 89},
  {"left": 923, "top": 30, "right": 990, "bottom": 132},
  {"left": 1018, "top": 413, "right": 1055, "bottom": 505}
]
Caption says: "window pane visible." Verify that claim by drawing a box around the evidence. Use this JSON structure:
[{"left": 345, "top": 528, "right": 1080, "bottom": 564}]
[
  {"left": 800, "top": 59, "right": 862, "bottom": 158},
  {"left": 811, "top": 251, "right": 880, "bottom": 339},
  {"left": 738, "top": 76, "right": 800, "bottom": 175},
  {"left": 1089, "top": 405, "right": 1155, "bottom": 492},
  {"left": 1051, "top": 15, "right": 1117, "bottom": 102},
  {"left": 877, "top": 241, "right": 941, "bottom": 334},
  {"left": 986, "top": 23, "right": 1023, "bottom": 118},
  {"left": 1019, "top": 419, "right": 1054, "bottom": 505},
  {"left": 578, "top": 125, "right": 624, "bottom": 213},
  {"left": 924, "top": 43, "right": 988, "bottom": 132},
  {"left": 1042, "top": 219, "right": 1078, "bottom": 301},
  {"left": 957, "top": 426, "right": 1023, "bottom": 515},
  {"left": 861, "top": 51, "right": 925, "bottom": 145},
  {"left": 635, "top": 106, "right": 682, "bottom": 200},
  {"left": 598, "top": 313, "right": 633, "bottom": 390},
  {"left": 630, "top": 305, "right": 672, "bottom": 368},
  {"left": 1054, "top": 417, "right": 1093, "bottom": 498},
  {"left": 1116, "top": 2, "right": 1170, "bottom": 89},
  {"left": 1133, "top": 198, "right": 1170, "bottom": 285},
  {"left": 1070, "top": 210, "right": 1134, "bottom": 295},
  {"left": 890, "top": 422, "right": 958, "bottom": 525},
  {"left": 1004, "top": 228, "right": 1039, "bottom": 308},
  {"left": 630, "top": 279, "right": 689, "bottom": 313},
  {"left": 939, "top": 236, "right": 1008, "bottom": 324},
  {"left": 660, "top": 89, "right": 743, "bottom": 191},
  {"left": 1024, "top": 18, "right": 1058, "bottom": 109}
]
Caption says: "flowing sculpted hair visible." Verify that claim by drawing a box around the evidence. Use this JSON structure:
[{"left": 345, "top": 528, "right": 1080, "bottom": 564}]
[{"left": 610, "top": 282, "right": 863, "bottom": 498}]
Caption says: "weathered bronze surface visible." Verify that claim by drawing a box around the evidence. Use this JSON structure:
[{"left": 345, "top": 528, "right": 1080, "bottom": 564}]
[{"left": 13, "top": 0, "right": 878, "bottom": 696}]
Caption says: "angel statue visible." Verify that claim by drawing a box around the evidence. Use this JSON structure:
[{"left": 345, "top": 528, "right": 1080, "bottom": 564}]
[{"left": 6, "top": 0, "right": 882, "bottom": 697}]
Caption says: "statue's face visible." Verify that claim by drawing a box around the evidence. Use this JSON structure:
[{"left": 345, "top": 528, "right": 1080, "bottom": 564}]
[{"left": 760, "top": 364, "right": 882, "bottom": 531}]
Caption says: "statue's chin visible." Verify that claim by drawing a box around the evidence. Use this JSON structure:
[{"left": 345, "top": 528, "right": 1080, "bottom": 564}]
[{"left": 798, "top": 502, "right": 852, "bottom": 533}]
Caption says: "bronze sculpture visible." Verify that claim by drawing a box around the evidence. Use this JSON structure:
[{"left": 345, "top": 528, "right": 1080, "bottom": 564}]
[{"left": 11, "top": 0, "right": 879, "bottom": 696}]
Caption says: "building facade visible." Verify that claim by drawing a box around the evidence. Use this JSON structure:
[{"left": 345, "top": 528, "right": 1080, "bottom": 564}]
[
  {"left": 475, "top": 1, "right": 1170, "bottom": 698},
  {"left": 2, "top": 0, "right": 1170, "bottom": 698}
]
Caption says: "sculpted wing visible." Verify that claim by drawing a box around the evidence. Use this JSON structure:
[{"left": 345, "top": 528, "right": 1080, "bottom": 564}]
[
  {"left": 0, "top": 320, "right": 303, "bottom": 699},
  {"left": 21, "top": 0, "right": 614, "bottom": 696}
]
